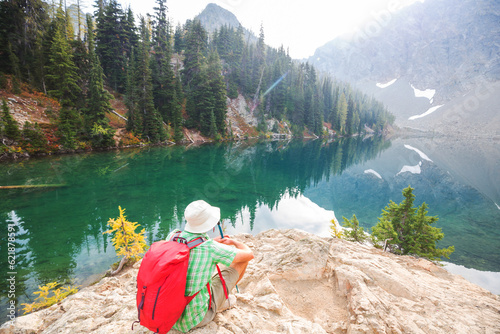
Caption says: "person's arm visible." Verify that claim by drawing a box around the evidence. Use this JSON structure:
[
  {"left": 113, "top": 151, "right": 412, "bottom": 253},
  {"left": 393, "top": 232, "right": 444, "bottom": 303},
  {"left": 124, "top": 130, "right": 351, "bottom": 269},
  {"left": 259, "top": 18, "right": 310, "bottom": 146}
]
[{"left": 214, "top": 235, "right": 254, "bottom": 263}]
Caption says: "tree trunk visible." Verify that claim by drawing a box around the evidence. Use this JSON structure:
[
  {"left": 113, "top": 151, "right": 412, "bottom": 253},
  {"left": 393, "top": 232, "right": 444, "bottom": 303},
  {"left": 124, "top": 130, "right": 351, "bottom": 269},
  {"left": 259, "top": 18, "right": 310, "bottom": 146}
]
[{"left": 108, "top": 256, "right": 128, "bottom": 276}]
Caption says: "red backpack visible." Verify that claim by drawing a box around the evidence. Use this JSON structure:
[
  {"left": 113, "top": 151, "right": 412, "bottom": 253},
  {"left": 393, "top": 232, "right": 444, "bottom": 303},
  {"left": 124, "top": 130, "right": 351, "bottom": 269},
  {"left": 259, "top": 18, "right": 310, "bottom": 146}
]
[{"left": 133, "top": 231, "right": 208, "bottom": 334}]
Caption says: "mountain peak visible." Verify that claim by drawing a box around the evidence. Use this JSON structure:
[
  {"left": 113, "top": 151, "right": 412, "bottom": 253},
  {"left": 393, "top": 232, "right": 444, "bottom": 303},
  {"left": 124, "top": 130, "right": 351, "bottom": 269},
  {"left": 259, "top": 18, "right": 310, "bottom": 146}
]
[{"left": 195, "top": 3, "right": 241, "bottom": 33}]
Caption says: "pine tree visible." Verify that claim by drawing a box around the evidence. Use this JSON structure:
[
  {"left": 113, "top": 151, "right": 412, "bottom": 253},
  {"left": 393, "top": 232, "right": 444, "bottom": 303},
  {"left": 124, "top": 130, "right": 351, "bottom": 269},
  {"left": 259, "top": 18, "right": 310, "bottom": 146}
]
[
  {"left": 64, "top": 6, "right": 75, "bottom": 40},
  {"left": 183, "top": 20, "right": 210, "bottom": 130},
  {"left": 255, "top": 23, "right": 266, "bottom": 72},
  {"left": 371, "top": 186, "right": 455, "bottom": 261},
  {"left": 136, "top": 16, "right": 165, "bottom": 143},
  {"left": 87, "top": 54, "right": 112, "bottom": 123},
  {"left": 0, "top": 1, "right": 20, "bottom": 74},
  {"left": 346, "top": 96, "right": 355, "bottom": 134},
  {"left": 57, "top": 107, "right": 79, "bottom": 149},
  {"left": 196, "top": 69, "right": 215, "bottom": 136},
  {"left": 95, "top": 0, "right": 127, "bottom": 92},
  {"left": 85, "top": 15, "right": 113, "bottom": 124},
  {"left": 75, "top": 0, "right": 83, "bottom": 40},
  {"left": 206, "top": 51, "right": 227, "bottom": 135},
  {"left": 172, "top": 76, "right": 184, "bottom": 142},
  {"left": 151, "top": 0, "right": 176, "bottom": 125},
  {"left": 341, "top": 214, "right": 368, "bottom": 243},
  {"left": 8, "top": 42, "right": 22, "bottom": 94},
  {"left": 173, "top": 23, "right": 184, "bottom": 54},
  {"left": 125, "top": 47, "right": 141, "bottom": 134},
  {"left": 2, "top": 99, "right": 20, "bottom": 140},
  {"left": 45, "top": 3, "right": 81, "bottom": 107},
  {"left": 336, "top": 93, "right": 347, "bottom": 133},
  {"left": 208, "top": 109, "right": 217, "bottom": 138},
  {"left": 182, "top": 20, "right": 207, "bottom": 87},
  {"left": 123, "top": 7, "right": 139, "bottom": 58},
  {"left": 84, "top": 15, "right": 114, "bottom": 148},
  {"left": 69, "top": 37, "right": 88, "bottom": 108},
  {"left": 0, "top": 0, "right": 50, "bottom": 87}
]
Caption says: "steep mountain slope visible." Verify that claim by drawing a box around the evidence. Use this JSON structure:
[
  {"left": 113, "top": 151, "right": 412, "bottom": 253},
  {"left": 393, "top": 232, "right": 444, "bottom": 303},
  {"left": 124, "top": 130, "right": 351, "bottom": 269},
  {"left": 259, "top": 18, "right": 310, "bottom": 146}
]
[{"left": 309, "top": 0, "right": 500, "bottom": 137}]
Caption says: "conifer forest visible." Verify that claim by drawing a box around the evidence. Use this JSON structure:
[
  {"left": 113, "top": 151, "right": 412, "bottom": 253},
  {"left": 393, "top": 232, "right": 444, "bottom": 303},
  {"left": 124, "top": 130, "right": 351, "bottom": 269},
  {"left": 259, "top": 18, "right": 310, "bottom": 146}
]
[{"left": 0, "top": 0, "right": 395, "bottom": 151}]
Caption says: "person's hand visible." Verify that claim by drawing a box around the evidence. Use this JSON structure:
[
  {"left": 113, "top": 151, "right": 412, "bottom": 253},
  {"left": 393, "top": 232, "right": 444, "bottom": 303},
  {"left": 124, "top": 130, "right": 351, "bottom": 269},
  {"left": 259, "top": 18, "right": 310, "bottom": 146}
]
[{"left": 214, "top": 235, "right": 234, "bottom": 246}]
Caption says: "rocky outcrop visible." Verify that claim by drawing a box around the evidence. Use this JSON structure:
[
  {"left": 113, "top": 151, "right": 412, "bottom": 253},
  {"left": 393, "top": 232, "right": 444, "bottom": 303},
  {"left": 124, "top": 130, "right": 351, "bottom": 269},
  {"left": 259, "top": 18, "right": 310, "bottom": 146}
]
[
  {"left": 2, "top": 229, "right": 499, "bottom": 333},
  {"left": 226, "top": 94, "right": 260, "bottom": 138}
]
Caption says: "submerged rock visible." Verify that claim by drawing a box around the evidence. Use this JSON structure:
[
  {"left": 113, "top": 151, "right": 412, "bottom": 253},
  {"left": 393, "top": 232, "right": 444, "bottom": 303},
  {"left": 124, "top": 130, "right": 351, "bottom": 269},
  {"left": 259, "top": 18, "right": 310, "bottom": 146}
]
[{"left": 2, "top": 229, "right": 499, "bottom": 333}]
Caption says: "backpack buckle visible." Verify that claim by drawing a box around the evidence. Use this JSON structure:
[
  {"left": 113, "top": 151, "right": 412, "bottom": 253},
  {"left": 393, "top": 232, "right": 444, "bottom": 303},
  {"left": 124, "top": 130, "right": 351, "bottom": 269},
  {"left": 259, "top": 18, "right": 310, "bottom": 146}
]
[{"left": 172, "top": 236, "right": 187, "bottom": 245}]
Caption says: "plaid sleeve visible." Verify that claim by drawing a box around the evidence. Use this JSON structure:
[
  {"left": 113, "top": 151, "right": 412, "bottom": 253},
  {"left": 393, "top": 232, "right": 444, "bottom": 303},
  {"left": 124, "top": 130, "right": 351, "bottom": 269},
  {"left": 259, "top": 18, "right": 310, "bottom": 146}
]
[{"left": 211, "top": 241, "right": 237, "bottom": 267}]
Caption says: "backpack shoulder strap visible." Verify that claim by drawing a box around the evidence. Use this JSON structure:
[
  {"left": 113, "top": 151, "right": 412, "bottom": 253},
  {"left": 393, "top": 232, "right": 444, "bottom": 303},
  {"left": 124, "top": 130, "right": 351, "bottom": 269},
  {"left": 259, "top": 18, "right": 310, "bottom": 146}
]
[
  {"left": 169, "top": 230, "right": 205, "bottom": 249},
  {"left": 187, "top": 237, "right": 205, "bottom": 249}
]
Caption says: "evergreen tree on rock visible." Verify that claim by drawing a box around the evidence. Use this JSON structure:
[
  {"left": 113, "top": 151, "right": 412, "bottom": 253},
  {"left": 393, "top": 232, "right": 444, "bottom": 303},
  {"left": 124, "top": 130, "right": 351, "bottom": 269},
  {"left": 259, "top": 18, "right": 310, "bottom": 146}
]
[{"left": 371, "top": 186, "right": 455, "bottom": 261}]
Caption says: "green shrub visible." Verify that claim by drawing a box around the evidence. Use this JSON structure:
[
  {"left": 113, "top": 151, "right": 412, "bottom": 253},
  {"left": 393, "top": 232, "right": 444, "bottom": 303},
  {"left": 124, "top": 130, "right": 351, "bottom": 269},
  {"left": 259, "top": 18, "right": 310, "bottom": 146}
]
[{"left": 341, "top": 214, "right": 368, "bottom": 243}]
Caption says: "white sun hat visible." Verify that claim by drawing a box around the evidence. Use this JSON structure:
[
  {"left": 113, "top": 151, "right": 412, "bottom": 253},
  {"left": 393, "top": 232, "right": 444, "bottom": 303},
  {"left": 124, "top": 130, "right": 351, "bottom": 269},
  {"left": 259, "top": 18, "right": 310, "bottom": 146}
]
[{"left": 184, "top": 200, "right": 221, "bottom": 233}]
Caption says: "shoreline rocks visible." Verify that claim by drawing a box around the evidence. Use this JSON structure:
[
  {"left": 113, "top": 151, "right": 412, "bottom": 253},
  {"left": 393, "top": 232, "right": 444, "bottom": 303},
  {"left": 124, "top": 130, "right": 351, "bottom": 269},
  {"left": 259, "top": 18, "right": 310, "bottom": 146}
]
[{"left": 2, "top": 229, "right": 499, "bottom": 334}]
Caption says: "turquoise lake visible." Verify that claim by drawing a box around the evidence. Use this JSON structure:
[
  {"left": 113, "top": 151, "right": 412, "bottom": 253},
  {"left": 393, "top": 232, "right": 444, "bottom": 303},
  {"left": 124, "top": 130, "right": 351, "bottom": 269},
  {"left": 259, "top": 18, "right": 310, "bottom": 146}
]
[{"left": 1, "top": 137, "right": 499, "bottom": 321}]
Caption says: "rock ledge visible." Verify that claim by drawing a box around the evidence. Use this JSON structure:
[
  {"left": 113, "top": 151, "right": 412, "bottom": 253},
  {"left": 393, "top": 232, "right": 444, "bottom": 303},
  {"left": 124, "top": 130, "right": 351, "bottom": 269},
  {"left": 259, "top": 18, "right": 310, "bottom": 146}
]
[{"left": 2, "top": 229, "right": 499, "bottom": 334}]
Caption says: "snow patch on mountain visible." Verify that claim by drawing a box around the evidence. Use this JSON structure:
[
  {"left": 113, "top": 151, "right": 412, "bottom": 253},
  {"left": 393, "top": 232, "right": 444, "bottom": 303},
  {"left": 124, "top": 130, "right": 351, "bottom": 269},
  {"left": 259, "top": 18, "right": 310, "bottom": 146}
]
[
  {"left": 376, "top": 79, "right": 397, "bottom": 88},
  {"left": 411, "top": 84, "right": 436, "bottom": 100},
  {"left": 409, "top": 105, "right": 443, "bottom": 120}
]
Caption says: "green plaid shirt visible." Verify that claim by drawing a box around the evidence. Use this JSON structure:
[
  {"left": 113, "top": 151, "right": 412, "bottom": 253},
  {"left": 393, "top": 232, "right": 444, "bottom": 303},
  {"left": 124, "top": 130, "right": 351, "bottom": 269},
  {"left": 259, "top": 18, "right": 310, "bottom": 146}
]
[{"left": 167, "top": 230, "right": 237, "bottom": 332}]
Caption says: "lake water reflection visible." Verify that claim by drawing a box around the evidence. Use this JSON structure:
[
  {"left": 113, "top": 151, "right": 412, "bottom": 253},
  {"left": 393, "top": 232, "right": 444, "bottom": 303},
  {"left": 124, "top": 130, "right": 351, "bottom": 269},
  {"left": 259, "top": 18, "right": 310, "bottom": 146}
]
[{"left": 1, "top": 136, "right": 499, "bottom": 321}]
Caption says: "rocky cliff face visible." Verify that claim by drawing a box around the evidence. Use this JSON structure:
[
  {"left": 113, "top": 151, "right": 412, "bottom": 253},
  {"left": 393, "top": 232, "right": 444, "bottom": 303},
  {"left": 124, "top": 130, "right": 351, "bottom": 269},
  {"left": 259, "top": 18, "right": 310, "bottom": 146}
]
[
  {"left": 309, "top": 0, "right": 500, "bottom": 136},
  {"left": 2, "top": 229, "right": 499, "bottom": 334}
]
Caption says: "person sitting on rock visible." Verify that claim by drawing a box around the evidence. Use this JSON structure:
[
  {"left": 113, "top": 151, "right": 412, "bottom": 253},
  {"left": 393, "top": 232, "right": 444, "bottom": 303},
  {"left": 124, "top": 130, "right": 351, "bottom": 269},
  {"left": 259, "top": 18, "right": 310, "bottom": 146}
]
[{"left": 167, "top": 200, "right": 254, "bottom": 332}]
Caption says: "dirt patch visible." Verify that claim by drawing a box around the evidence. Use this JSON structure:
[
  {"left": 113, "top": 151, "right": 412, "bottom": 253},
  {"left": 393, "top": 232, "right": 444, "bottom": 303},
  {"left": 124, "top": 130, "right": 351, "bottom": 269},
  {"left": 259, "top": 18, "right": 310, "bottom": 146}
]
[
  {"left": 1, "top": 87, "right": 59, "bottom": 127},
  {"left": 272, "top": 278, "right": 348, "bottom": 331},
  {"left": 182, "top": 128, "right": 209, "bottom": 143}
]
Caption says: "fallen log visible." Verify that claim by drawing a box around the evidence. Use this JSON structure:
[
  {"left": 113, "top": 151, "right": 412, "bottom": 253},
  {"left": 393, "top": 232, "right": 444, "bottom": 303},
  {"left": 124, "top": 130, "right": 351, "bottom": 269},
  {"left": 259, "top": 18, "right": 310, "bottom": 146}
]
[{"left": 0, "top": 184, "right": 66, "bottom": 189}]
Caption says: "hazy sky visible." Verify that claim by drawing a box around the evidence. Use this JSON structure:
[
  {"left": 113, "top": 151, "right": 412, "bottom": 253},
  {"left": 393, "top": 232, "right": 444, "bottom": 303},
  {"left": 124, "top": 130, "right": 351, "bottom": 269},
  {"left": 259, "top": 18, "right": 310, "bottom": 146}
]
[{"left": 84, "top": 0, "right": 422, "bottom": 59}]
